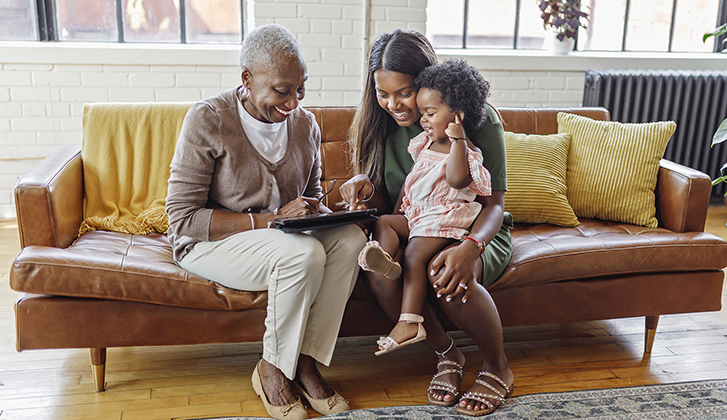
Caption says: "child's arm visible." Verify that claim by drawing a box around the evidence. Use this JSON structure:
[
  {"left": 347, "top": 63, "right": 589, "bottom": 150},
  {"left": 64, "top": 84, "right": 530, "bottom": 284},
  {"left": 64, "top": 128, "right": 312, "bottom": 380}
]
[{"left": 445, "top": 114, "right": 475, "bottom": 190}]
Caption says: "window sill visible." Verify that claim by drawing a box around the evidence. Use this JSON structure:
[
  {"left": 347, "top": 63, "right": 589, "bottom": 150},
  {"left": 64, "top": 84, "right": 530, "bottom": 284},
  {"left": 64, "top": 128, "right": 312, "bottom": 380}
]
[
  {"left": 438, "top": 48, "right": 727, "bottom": 72},
  {"left": 0, "top": 41, "right": 239, "bottom": 66}
]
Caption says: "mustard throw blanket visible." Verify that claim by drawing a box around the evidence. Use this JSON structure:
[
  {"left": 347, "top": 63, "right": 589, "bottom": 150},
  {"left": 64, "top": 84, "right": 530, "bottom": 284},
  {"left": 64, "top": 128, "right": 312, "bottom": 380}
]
[{"left": 80, "top": 102, "right": 194, "bottom": 236}]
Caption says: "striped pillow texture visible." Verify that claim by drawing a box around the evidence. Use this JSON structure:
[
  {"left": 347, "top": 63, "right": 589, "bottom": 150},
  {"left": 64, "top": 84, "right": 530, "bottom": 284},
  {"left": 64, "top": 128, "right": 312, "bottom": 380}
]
[
  {"left": 557, "top": 112, "right": 676, "bottom": 228},
  {"left": 504, "top": 131, "right": 580, "bottom": 227}
]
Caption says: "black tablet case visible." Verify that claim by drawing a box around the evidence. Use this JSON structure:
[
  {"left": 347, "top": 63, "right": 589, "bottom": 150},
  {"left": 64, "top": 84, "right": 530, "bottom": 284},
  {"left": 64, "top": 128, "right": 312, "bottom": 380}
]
[{"left": 272, "top": 209, "right": 378, "bottom": 233}]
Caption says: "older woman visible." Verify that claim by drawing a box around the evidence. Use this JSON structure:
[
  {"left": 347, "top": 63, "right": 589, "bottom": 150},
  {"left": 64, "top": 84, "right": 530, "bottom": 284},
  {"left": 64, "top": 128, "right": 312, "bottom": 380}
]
[
  {"left": 166, "top": 24, "right": 365, "bottom": 420},
  {"left": 340, "top": 30, "right": 514, "bottom": 417}
]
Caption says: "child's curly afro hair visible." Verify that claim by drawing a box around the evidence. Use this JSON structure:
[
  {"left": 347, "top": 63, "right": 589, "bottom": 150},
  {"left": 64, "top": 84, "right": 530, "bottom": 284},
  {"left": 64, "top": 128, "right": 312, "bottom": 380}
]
[{"left": 412, "top": 59, "right": 491, "bottom": 134}]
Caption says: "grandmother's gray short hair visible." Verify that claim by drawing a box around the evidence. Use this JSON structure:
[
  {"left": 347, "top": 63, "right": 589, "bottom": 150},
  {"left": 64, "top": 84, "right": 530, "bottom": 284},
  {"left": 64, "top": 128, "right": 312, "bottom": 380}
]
[{"left": 239, "top": 24, "right": 305, "bottom": 74}]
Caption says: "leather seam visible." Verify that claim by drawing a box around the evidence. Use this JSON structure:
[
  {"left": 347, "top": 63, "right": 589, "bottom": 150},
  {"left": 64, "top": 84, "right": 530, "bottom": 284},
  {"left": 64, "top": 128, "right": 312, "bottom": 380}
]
[{"left": 11, "top": 260, "right": 253, "bottom": 295}]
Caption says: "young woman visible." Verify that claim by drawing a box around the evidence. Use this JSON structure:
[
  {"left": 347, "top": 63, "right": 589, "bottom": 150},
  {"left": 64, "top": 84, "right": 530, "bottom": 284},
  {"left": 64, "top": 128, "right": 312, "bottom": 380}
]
[{"left": 339, "top": 30, "right": 514, "bottom": 416}]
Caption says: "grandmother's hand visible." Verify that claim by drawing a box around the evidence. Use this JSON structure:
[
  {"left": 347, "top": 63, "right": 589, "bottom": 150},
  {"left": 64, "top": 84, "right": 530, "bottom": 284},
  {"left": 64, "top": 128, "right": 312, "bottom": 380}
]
[
  {"left": 339, "top": 174, "right": 374, "bottom": 211},
  {"left": 429, "top": 240, "right": 481, "bottom": 304},
  {"left": 278, "top": 196, "right": 320, "bottom": 217}
]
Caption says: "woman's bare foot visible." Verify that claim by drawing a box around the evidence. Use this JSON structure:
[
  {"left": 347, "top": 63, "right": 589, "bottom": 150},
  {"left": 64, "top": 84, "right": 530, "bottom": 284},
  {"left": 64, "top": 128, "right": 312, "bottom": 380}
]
[
  {"left": 428, "top": 344, "right": 465, "bottom": 405},
  {"left": 257, "top": 359, "right": 299, "bottom": 407},
  {"left": 295, "top": 354, "right": 335, "bottom": 399}
]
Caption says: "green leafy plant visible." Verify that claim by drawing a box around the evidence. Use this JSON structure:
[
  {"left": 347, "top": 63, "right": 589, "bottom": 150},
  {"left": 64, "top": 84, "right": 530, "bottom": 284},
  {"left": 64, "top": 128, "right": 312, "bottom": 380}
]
[
  {"left": 703, "top": 23, "right": 727, "bottom": 52},
  {"left": 704, "top": 23, "right": 727, "bottom": 191},
  {"left": 539, "top": 0, "right": 589, "bottom": 41}
]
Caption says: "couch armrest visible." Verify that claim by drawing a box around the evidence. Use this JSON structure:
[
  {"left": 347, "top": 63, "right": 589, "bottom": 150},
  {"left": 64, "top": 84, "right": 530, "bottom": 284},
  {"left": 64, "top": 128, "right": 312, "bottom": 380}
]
[
  {"left": 14, "top": 145, "right": 83, "bottom": 248},
  {"left": 656, "top": 159, "right": 713, "bottom": 233}
]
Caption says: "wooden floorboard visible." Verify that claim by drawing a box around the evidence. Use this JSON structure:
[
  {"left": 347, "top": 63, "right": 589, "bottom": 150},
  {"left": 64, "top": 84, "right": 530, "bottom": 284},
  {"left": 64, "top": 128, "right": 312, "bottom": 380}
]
[{"left": 1, "top": 206, "right": 726, "bottom": 419}]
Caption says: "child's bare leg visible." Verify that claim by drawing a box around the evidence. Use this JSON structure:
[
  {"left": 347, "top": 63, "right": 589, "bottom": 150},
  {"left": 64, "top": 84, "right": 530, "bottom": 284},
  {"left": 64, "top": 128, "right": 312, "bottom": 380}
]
[
  {"left": 360, "top": 215, "right": 409, "bottom": 279},
  {"left": 383, "top": 237, "right": 454, "bottom": 347}
]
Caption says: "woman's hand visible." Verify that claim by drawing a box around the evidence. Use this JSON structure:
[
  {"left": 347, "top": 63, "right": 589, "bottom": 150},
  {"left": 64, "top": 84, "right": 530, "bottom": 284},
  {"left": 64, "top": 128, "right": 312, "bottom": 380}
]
[
  {"left": 339, "top": 174, "right": 374, "bottom": 211},
  {"left": 278, "top": 196, "right": 320, "bottom": 218},
  {"left": 429, "top": 239, "right": 481, "bottom": 304}
]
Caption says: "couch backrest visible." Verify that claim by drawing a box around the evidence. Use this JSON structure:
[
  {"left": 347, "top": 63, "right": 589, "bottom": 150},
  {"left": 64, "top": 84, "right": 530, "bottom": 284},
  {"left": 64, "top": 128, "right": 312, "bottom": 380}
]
[{"left": 307, "top": 106, "right": 611, "bottom": 210}]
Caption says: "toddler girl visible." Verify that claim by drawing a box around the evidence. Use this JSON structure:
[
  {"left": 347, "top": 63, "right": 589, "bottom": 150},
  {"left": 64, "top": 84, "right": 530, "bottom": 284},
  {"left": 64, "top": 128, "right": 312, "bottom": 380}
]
[{"left": 358, "top": 59, "right": 493, "bottom": 355}]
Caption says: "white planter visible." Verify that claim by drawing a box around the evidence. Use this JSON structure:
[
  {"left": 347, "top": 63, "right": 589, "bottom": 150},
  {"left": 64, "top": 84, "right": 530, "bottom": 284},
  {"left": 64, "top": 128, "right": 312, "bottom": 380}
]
[{"left": 549, "top": 32, "right": 575, "bottom": 55}]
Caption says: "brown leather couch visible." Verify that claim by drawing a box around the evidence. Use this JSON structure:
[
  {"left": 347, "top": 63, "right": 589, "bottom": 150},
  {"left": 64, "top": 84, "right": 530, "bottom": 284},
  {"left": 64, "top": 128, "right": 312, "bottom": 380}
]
[{"left": 11, "top": 106, "right": 727, "bottom": 393}]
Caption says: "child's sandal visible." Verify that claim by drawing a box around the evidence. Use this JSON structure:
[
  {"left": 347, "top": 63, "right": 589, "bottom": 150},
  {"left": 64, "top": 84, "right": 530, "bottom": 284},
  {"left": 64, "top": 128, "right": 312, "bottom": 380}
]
[
  {"left": 358, "top": 240, "right": 402, "bottom": 279},
  {"left": 374, "top": 313, "right": 427, "bottom": 356}
]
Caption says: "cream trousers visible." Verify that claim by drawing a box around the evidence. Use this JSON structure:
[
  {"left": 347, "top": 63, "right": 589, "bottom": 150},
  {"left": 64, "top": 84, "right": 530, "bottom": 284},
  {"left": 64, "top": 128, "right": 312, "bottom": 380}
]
[{"left": 179, "top": 224, "right": 366, "bottom": 380}]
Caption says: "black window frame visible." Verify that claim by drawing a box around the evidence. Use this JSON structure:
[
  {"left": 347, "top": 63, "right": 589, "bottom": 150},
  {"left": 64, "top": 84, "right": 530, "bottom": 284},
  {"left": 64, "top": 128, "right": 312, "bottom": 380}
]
[
  {"left": 449, "top": 0, "right": 727, "bottom": 53},
  {"left": 34, "top": 0, "right": 246, "bottom": 44}
]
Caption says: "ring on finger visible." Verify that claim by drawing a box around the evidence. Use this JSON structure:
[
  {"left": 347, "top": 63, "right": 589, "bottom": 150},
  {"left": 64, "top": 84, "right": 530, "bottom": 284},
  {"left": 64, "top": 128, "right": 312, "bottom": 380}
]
[{"left": 458, "top": 283, "right": 468, "bottom": 290}]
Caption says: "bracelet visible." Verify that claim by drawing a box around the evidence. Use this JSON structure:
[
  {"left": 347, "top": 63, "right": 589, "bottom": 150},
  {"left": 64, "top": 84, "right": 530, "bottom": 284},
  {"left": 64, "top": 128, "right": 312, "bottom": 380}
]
[
  {"left": 463, "top": 236, "right": 484, "bottom": 256},
  {"left": 360, "top": 184, "right": 376, "bottom": 203},
  {"left": 448, "top": 136, "right": 465, "bottom": 143},
  {"left": 248, "top": 212, "right": 255, "bottom": 230}
]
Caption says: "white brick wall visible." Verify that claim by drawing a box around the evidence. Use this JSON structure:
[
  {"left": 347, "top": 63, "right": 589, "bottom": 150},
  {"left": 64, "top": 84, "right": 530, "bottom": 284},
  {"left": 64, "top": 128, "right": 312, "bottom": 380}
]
[{"left": 0, "top": 1, "right": 724, "bottom": 218}]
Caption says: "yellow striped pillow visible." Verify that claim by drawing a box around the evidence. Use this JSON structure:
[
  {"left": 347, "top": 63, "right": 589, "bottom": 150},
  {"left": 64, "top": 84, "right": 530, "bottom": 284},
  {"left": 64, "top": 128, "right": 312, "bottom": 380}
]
[
  {"left": 504, "top": 132, "right": 579, "bottom": 227},
  {"left": 557, "top": 112, "right": 676, "bottom": 228}
]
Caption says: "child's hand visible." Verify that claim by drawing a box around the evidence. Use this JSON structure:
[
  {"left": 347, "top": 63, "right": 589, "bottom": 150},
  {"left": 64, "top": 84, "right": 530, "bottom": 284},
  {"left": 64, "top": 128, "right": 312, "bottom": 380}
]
[{"left": 445, "top": 113, "right": 466, "bottom": 143}]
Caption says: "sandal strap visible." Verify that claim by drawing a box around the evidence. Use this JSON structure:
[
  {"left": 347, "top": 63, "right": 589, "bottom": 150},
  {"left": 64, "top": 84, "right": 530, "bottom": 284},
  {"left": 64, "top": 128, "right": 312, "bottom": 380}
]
[
  {"left": 461, "top": 392, "right": 500, "bottom": 408},
  {"left": 436, "top": 360, "right": 463, "bottom": 370},
  {"left": 399, "top": 313, "right": 424, "bottom": 324},
  {"left": 478, "top": 371, "right": 512, "bottom": 394},
  {"left": 428, "top": 380, "right": 458, "bottom": 393},
  {"left": 432, "top": 368, "right": 463, "bottom": 380},
  {"left": 475, "top": 379, "right": 505, "bottom": 399},
  {"left": 376, "top": 336, "right": 398, "bottom": 351}
]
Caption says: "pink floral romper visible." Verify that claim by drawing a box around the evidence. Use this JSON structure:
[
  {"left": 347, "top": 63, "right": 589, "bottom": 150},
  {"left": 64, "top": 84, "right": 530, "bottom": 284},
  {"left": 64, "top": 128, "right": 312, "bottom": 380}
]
[{"left": 400, "top": 131, "right": 492, "bottom": 240}]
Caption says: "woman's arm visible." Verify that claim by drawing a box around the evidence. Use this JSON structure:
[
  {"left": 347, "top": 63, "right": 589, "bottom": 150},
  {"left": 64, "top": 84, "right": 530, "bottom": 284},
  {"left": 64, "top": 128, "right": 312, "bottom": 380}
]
[{"left": 429, "top": 190, "right": 505, "bottom": 303}]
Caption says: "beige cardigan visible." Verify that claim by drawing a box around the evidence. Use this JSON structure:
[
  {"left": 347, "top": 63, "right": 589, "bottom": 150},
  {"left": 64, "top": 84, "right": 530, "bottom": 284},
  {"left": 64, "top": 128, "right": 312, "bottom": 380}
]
[{"left": 166, "top": 88, "right": 322, "bottom": 261}]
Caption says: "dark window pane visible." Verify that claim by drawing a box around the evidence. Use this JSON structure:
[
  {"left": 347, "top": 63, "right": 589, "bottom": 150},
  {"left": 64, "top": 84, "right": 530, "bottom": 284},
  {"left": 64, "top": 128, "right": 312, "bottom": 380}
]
[
  {"left": 123, "top": 0, "right": 180, "bottom": 43},
  {"left": 0, "top": 0, "right": 38, "bottom": 40},
  {"left": 56, "top": 0, "right": 117, "bottom": 41},
  {"left": 186, "top": 0, "right": 241, "bottom": 44},
  {"left": 426, "top": 0, "right": 465, "bottom": 48}
]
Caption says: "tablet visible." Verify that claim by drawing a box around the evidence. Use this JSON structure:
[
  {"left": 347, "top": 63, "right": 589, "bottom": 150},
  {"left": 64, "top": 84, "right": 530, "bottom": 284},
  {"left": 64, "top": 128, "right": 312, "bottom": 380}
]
[{"left": 272, "top": 209, "right": 378, "bottom": 233}]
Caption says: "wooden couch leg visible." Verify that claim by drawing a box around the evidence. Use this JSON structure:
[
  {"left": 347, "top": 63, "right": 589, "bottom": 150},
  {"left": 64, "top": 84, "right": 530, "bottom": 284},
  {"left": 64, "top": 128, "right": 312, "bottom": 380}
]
[
  {"left": 644, "top": 316, "right": 659, "bottom": 355},
  {"left": 90, "top": 348, "right": 107, "bottom": 392}
]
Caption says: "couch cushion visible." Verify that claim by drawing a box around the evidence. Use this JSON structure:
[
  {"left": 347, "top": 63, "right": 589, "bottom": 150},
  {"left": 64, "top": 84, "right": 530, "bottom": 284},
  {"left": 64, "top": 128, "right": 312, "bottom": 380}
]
[
  {"left": 489, "top": 219, "right": 727, "bottom": 291},
  {"left": 10, "top": 231, "right": 267, "bottom": 311},
  {"left": 503, "top": 131, "right": 579, "bottom": 227},
  {"left": 558, "top": 113, "right": 676, "bottom": 228}
]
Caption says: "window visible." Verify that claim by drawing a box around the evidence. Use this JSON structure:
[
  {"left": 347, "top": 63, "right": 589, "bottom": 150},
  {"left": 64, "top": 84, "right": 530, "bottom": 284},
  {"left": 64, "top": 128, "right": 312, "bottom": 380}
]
[
  {"left": 0, "top": 0, "right": 244, "bottom": 44},
  {"left": 427, "top": 0, "right": 727, "bottom": 53}
]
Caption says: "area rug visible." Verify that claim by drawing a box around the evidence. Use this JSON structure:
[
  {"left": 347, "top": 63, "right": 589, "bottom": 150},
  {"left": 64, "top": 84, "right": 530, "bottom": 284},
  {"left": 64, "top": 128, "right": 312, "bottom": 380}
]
[{"left": 194, "top": 379, "right": 727, "bottom": 419}]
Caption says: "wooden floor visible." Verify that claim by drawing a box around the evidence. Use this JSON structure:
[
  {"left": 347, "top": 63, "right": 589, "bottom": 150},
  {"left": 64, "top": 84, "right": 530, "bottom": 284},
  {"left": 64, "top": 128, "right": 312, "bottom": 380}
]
[{"left": 1, "top": 207, "right": 727, "bottom": 419}]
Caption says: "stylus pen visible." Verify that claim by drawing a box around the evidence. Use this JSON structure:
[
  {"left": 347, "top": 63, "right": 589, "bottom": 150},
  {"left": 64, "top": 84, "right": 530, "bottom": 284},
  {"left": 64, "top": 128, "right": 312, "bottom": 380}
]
[{"left": 320, "top": 179, "right": 337, "bottom": 201}]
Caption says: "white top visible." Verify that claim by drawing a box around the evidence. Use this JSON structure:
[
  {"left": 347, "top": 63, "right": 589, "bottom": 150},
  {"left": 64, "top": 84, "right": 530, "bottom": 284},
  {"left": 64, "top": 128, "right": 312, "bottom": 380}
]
[{"left": 237, "top": 94, "right": 289, "bottom": 213}]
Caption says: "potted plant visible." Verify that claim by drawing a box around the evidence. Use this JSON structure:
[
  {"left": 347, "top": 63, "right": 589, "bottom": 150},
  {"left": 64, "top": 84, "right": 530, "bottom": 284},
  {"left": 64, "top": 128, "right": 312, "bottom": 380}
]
[
  {"left": 539, "top": 0, "right": 589, "bottom": 54},
  {"left": 703, "top": 24, "right": 727, "bottom": 195}
]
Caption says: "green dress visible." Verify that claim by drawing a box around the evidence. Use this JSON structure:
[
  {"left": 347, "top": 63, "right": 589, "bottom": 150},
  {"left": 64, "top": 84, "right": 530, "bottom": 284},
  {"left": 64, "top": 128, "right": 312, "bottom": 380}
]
[{"left": 382, "top": 105, "right": 513, "bottom": 287}]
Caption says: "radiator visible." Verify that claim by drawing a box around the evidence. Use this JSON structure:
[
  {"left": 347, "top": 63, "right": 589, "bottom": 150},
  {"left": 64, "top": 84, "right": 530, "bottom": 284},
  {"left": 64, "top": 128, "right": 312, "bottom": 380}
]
[{"left": 583, "top": 69, "right": 727, "bottom": 199}]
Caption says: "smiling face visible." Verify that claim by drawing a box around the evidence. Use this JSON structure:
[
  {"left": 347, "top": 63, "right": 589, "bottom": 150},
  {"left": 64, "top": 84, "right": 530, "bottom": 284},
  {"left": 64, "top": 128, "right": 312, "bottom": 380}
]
[
  {"left": 373, "top": 69, "right": 420, "bottom": 127},
  {"left": 242, "top": 55, "right": 307, "bottom": 124},
  {"left": 416, "top": 87, "right": 456, "bottom": 142}
]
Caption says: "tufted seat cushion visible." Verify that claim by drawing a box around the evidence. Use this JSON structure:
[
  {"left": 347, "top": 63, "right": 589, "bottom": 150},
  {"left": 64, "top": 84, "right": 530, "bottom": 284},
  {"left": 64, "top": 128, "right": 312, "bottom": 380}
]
[
  {"left": 491, "top": 219, "right": 727, "bottom": 291},
  {"left": 11, "top": 231, "right": 267, "bottom": 311},
  {"left": 12, "top": 218, "right": 727, "bottom": 310}
]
